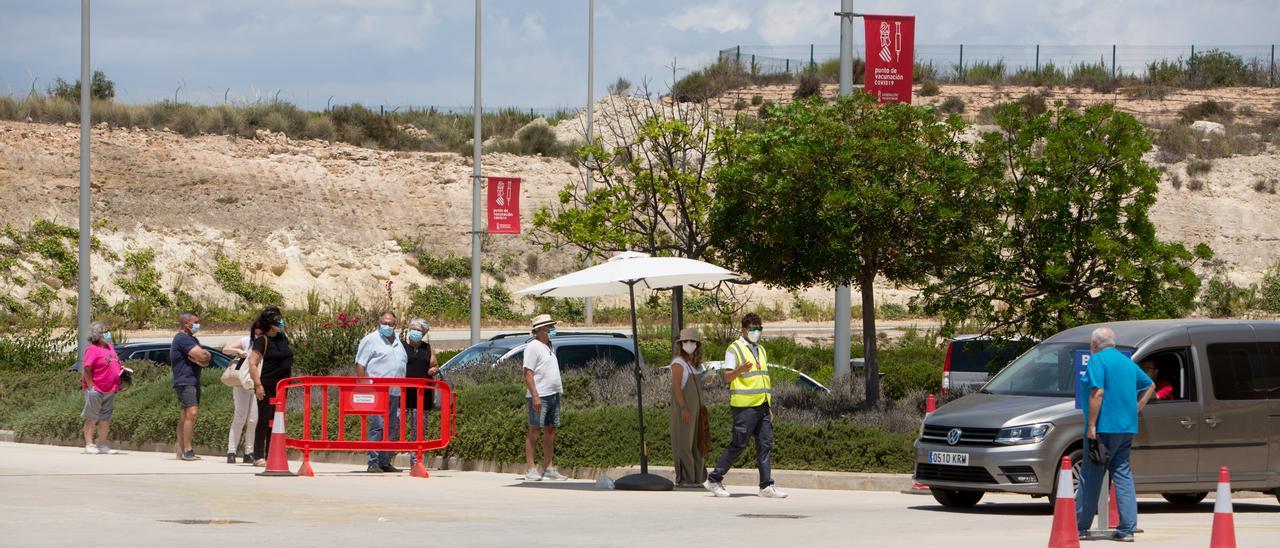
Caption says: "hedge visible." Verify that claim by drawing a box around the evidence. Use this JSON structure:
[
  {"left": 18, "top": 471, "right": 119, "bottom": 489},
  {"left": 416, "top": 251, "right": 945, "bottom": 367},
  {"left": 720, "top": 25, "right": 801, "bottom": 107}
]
[{"left": 0, "top": 365, "right": 916, "bottom": 474}]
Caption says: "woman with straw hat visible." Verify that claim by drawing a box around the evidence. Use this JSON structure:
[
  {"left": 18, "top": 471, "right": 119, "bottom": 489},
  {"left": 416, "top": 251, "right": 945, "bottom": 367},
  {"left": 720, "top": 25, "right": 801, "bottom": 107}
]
[{"left": 669, "top": 327, "right": 708, "bottom": 488}]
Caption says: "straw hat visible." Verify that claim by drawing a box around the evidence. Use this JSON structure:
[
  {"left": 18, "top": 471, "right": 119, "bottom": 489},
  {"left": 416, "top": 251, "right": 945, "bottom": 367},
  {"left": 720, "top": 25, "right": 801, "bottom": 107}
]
[
  {"left": 675, "top": 327, "right": 701, "bottom": 344},
  {"left": 530, "top": 314, "right": 557, "bottom": 331}
]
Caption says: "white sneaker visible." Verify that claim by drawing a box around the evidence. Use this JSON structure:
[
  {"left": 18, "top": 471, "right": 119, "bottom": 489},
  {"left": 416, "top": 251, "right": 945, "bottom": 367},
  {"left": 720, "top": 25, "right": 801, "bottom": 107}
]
[
  {"left": 97, "top": 445, "right": 119, "bottom": 455},
  {"left": 82, "top": 444, "right": 98, "bottom": 454},
  {"left": 703, "top": 479, "right": 730, "bottom": 497},
  {"left": 542, "top": 467, "right": 569, "bottom": 481},
  {"left": 759, "top": 485, "right": 789, "bottom": 498},
  {"left": 524, "top": 468, "right": 543, "bottom": 481}
]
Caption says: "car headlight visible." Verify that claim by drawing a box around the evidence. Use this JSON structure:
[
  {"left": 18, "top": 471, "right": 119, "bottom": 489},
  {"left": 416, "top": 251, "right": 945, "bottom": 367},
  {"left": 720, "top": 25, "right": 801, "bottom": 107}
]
[{"left": 994, "top": 423, "right": 1053, "bottom": 445}]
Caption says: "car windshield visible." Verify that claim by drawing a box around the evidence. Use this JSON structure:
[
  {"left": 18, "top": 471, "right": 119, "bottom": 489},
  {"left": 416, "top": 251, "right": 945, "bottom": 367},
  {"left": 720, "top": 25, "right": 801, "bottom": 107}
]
[
  {"left": 442, "top": 346, "right": 511, "bottom": 370},
  {"left": 983, "top": 342, "right": 1135, "bottom": 397}
]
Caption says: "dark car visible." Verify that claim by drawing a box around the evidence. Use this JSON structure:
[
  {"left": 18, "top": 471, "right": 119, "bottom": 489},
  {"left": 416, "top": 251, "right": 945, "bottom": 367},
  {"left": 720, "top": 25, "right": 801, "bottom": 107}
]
[
  {"left": 441, "top": 331, "right": 637, "bottom": 372},
  {"left": 942, "top": 335, "right": 1037, "bottom": 395},
  {"left": 114, "top": 342, "right": 233, "bottom": 369}
]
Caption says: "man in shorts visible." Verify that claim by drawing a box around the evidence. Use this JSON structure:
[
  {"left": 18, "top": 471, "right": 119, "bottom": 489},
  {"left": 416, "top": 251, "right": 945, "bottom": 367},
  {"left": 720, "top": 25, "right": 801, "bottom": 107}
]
[
  {"left": 522, "top": 314, "right": 567, "bottom": 481},
  {"left": 170, "top": 311, "right": 210, "bottom": 461}
]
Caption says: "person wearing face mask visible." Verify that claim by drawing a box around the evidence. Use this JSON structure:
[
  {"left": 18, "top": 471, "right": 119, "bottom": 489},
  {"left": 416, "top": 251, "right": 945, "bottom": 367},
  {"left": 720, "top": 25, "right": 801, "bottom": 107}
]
[
  {"left": 669, "top": 327, "right": 708, "bottom": 487},
  {"left": 170, "top": 311, "right": 211, "bottom": 461},
  {"left": 221, "top": 326, "right": 263, "bottom": 464},
  {"left": 355, "top": 310, "right": 408, "bottom": 473},
  {"left": 402, "top": 317, "right": 439, "bottom": 469},
  {"left": 246, "top": 306, "right": 293, "bottom": 467},
  {"left": 81, "top": 321, "right": 124, "bottom": 455},
  {"left": 704, "top": 313, "right": 787, "bottom": 498}
]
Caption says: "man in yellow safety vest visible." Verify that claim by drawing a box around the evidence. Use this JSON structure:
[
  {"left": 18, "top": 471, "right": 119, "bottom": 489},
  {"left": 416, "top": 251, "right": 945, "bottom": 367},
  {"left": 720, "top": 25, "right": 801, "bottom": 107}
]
[{"left": 703, "top": 313, "right": 788, "bottom": 498}]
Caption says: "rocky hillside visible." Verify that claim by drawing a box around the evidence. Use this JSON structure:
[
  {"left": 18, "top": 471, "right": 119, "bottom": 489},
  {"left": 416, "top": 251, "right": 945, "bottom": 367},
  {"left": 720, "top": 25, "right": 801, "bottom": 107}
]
[{"left": 2, "top": 85, "right": 1278, "bottom": 319}]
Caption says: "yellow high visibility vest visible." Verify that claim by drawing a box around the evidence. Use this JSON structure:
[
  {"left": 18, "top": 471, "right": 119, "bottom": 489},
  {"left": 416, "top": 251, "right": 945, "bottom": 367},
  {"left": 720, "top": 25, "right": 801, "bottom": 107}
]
[{"left": 727, "top": 339, "right": 771, "bottom": 407}]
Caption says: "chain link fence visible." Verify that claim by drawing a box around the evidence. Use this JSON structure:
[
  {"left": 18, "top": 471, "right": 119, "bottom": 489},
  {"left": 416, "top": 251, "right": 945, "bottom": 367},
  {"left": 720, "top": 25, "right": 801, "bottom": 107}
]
[{"left": 718, "top": 44, "right": 1278, "bottom": 86}]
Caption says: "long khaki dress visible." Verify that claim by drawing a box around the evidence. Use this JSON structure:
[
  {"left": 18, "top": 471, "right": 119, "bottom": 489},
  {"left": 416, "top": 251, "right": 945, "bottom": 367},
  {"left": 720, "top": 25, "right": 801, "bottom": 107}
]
[{"left": 669, "top": 357, "right": 707, "bottom": 484}]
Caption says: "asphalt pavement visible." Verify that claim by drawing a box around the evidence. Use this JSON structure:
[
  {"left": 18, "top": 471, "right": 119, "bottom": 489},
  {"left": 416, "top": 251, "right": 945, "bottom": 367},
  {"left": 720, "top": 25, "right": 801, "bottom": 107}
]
[{"left": 1, "top": 442, "right": 1276, "bottom": 547}]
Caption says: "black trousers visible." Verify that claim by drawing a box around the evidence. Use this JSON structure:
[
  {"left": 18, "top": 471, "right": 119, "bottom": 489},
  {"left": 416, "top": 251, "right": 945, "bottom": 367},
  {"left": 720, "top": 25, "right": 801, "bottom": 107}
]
[
  {"left": 252, "top": 386, "right": 278, "bottom": 460},
  {"left": 708, "top": 403, "right": 774, "bottom": 488}
]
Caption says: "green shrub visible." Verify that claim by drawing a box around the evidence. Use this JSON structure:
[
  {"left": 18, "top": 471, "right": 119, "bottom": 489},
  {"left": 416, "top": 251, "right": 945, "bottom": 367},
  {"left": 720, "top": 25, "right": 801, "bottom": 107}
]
[
  {"left": 211, "top": 252, "right": 284, "bottom": 306},
  {"left": 750, "top": 94, "right": 764, "bottom": 106},
  {"left": 1065, "top": 60, "right": 1111, "bottom": 91},
  {"left": 877, "top": 303, "right": 909, "bottom": 320},
  {"left": 917, "top": 81, "right": 941, "bottom": 97},
  {"left": 1200, "top": 272, "right": 1256, "bottom": 317},
  {"left": 406, "top": 281, "right": 523, "bottom": 323},
  {"left": 938, "top": 96, "right": 965, "bottom": 114},
  {"left": 1186, "top": 159, "right": 1213, "bottom": 176},
  {"left": 47, "top": 70, "right": 115, "bottom": 102},
  {"left": 959, "top": 59, "right": 1007, "bottom": 84},
  {"left": 1010, "top": 63, "right": 1067, "bottom": 87},
  {"left": 1260, "top": 262, "right": 1280, "bottom": 313},
  {"left": 416, "top": 251, "right": 471, "bottom": 280},
  {"left": 114, "top": 248, "right": 171, "bottom": 327},
  {"left": 290, "top": 312, "right": 369, "bottom": 375},
  {"left": 515, "top": 121, "right": 558, "bottom": 156},
  {"left": 0, "top": 326, "right": 75, "bottom": 371},
  {"left": 1187, "top": 49, "right": 1254, "bottom": 87},
  {"left": 1180, "top": 100, "right": 1234, "bottom": 123}
]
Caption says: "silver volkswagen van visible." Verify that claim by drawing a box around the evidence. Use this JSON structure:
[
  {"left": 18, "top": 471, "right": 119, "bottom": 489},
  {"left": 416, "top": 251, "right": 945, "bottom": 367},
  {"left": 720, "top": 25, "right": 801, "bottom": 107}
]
[{"left": 914, "top": 319, "right": 1280, "bottom": 508}]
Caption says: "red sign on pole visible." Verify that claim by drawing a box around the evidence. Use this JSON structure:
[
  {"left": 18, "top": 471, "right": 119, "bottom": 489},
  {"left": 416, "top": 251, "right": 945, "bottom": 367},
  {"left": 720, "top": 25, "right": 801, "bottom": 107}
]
[
  {"left": 487, "top": 176, "right": 521, "bottom": 234},
  {"left": 863, "top": 14, "right": 915, "bottom": 104}
]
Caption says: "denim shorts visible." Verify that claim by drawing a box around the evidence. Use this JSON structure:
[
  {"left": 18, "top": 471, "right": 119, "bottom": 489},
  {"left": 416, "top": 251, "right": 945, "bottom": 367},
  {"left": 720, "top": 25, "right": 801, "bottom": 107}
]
[
  {"left": 527, "top": 393, "right": 561, "bottom": 428},
  {"left": 174, "top": 385, "right": 201, "bottom": 408}
]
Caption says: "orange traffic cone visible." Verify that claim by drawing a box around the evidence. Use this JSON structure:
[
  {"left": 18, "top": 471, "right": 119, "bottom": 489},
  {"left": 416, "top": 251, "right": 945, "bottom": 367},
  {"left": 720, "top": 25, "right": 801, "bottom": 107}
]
[
  {"left": 1210, "top": 466, "right": 1236, "bottom": 548},
  {"left": 1048, "top": 456, "right": 1080, "bottom": 548},
  {"left": 256, "top": 404, "right": 295, "bottom": 477},
  {"left": 907, "top": 394, "right": 938, "bottom": 494},
  {"left": 410, "top": 451, "right": 430, "bottom": 478}
]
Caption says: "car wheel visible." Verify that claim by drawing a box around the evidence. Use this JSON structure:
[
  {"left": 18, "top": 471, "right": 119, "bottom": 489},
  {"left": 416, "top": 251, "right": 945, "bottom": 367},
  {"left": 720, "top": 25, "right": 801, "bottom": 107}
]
[
  {"left": 930, "top": 488, "right": 984, "bottom": 508},
  {"left": 1161, "top": 492, "right": 1208, "bottom": 505},
  {"left": 1048, "top": 446, "right": 1084, "bottom": 505}
]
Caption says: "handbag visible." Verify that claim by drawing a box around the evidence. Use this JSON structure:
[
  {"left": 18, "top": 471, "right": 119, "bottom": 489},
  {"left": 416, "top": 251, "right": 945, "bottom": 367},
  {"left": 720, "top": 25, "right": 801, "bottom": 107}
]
[
  {"left": 220, "top": 341, "right": 258, "bottom": 390},
  {"left": 1088, "top": 438, "right": 1110, "bottom": 467}
]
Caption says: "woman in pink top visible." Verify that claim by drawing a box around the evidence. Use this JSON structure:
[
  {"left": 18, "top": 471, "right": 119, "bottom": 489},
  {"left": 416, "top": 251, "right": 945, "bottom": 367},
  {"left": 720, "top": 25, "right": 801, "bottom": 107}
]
[{"left": 81, "top": 321, "right": 124, "bottom": 455}]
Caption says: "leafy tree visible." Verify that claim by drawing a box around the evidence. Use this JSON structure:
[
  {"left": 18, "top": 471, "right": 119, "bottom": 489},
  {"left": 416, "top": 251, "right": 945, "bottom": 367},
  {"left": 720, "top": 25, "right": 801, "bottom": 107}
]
[
  {"left": 48, "top": 70, "right": 116, "bottom": 102},
  {"left": 531, "top": 85, "right": 735, "bottom": 330},
  {"left": 920, "top": 102, "right": 1212, "bottom": 338},
  {"left": 710, "top": 93, "right": 998, "bottom": 406},
  {"left": 1260, "top": 260, "right": 1280, "bottom": 314}
]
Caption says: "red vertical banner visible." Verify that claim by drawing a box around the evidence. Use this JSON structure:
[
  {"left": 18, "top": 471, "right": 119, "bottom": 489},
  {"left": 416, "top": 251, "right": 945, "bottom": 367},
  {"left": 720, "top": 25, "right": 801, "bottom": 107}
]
[
  {"left": 863, "top": 14, "right": 915, "bottom": 104},
  {"left": 486, "top": 176, "right": 521, "bottom": 234}
]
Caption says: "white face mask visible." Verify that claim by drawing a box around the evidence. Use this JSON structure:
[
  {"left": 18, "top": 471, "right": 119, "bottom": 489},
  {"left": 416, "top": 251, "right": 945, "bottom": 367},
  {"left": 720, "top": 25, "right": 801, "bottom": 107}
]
[
  {"left": 747, "top": 330, "right": 761, "bottom": 344},
  {"left": 681, "top": 341, "right": 698, "bottom": 355}
]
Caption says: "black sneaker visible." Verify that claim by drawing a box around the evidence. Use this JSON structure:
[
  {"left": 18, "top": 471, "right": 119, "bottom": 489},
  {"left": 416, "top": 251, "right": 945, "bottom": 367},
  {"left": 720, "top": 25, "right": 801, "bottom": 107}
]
[
  {"left": 1113, "top": 532, "right": 1135, "bottom": 542},
  {"left": 226, "top": 452, "right": 236, "bottom": 464},
  {"left": 380, "top": 464, "right": 402, "bottom": 473},
  {"left": 366, "top": 464, "right": 383, "bottom": 473},
  {"left": 180, "top": 450, "right": 200, "bottom": 461},
  {"left": 243, "top": 452, "right": 254, "bottom": 464}
]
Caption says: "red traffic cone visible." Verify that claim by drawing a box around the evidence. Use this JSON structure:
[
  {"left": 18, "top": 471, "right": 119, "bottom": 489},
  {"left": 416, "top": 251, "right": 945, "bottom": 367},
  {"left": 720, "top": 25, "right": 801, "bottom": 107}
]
[
  {"left": 907, "top": 394, "right": 939, "bottom": 494},
  {"left": 926, "top": 393, "right": 937, "bottom": 414},
  {"left": 257, "top": 404, "right": 295, "bottom": 477},
  {"left": 1048, "top": 456, "right": 1080, "bottom": 548},
  {"left": 1210, "top": 466, "right": 1236, "bottom": 548},
  {"left": 410, "top": 451, "right": 430, "bottom": 478},
  {"left": 1108, "top": 481, "right": 1120, "bottom": 527}
]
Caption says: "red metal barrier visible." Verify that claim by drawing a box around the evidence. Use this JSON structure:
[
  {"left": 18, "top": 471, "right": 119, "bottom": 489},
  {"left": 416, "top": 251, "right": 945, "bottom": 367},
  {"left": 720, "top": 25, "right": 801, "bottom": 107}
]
[{"left": 267, "top": 376, "right": 458, "bottom": 478}]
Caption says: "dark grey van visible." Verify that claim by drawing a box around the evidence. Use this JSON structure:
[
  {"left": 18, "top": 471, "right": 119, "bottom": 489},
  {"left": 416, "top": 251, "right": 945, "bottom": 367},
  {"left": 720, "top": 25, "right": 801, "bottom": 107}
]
[{"left": 914, "top": 320, "right": 1280, "bottom": 508}]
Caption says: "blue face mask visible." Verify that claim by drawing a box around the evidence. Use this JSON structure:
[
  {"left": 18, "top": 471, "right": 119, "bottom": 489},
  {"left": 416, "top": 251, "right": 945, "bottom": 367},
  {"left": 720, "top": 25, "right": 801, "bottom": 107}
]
[
  {"left": 190, "top": 323, "right": 201, "bottom": 335},
  {"left": 407, "top": 330, "right": 424, "bottom": 343},
  {"left": 277, "top": 319, "right": 286, "bottom": 330},
  {"left": 102, "top": 332, "right": 113, "bottom": 344},
  {"left": 379, "top": 325, "right": 395, "bottom": 338},
  {"left": 548, "top": 328, "right": 558, "bottom": 338}
]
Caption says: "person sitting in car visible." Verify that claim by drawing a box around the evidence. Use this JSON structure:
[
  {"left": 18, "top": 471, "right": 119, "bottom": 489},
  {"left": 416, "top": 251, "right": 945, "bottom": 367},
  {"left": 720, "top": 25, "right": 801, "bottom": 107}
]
[{"left": 1139, "top": 359, "right": 1174, "bottom": 400}]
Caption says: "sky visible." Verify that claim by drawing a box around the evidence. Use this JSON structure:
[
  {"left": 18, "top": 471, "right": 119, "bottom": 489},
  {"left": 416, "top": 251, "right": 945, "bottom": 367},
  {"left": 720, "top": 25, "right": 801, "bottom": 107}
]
[{"left": 1, "top": 0, "right": 1278, "bottom": 110}]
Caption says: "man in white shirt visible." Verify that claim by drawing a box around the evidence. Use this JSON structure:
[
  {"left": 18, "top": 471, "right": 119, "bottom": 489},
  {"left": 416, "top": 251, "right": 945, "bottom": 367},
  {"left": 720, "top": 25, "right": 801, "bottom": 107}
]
[
  {"left": 356, "top": 311, "right": 408, "bottom": 473},
  {"left": 522, "top": 314, "right": 567, "bottom": 481}
]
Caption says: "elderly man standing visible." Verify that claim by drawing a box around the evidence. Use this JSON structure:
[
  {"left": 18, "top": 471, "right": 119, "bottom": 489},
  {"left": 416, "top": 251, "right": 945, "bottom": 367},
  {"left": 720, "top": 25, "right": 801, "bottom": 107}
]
[
  {"left": 356, "top": 310, "right": 408, "bottom": 473},
  {"left": 1078, "top": 326, "right": 1155, "bottom": 542},
  {"left": 523, "top": 314, "right": 567, "bottom": 481}
]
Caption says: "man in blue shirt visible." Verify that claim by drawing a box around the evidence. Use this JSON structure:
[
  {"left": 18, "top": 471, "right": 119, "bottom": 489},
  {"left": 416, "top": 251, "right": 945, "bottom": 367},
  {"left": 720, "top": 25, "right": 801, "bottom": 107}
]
[
  {"left": 1078, "top": 327, "right": 1155, "bottom": 542},
  {"left": 355, "top": 311, "right": 408, "bottom": 473},
  {"left": 170, "top": 311, "right": 211, "bottom": 461}
]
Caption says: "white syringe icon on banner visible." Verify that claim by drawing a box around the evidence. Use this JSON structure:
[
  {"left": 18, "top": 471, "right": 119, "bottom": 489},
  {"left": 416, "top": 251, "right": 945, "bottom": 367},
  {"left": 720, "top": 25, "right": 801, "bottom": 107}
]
[
  {"left": 894, "top": 21, "right": 902, "bottom": 62},
  {"left": 878, "top": 22, "right": 892, "bottom": 63}
]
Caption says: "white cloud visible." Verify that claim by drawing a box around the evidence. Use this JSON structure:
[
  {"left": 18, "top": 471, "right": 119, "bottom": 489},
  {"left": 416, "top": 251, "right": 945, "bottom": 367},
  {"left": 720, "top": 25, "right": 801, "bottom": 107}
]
[
  {"left": 755, "top": 0, "right": 834, "bottom": 45},
  {"left": 521, "top": 12, "right": 547, "bottom": 41},
  {"left": 669, "top": 1, "right": 751, "bottom": 33}
]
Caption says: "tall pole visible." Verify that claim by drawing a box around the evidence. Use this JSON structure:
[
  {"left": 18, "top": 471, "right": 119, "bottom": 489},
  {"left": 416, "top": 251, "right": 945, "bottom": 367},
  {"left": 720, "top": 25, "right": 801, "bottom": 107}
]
[
  {"left": 470, "top": 0, "right": 483, "bottom": 345},
  {"left": 76, "top": 0, "right": 91, "bottom": 371},
  {"left": 833, "top": 0, "right": 853, "bottom": 381},
  {"left": 584, "top": 0, "right": 595, "bottom": 326}
]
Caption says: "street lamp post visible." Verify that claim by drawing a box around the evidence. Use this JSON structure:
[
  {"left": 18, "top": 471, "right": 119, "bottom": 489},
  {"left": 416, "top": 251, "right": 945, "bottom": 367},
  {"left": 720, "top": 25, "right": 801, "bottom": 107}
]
[
  {"left": 470, "top": 0, "right": 483, "bottom": 344},
  {"left": 76, "top": 0, "right": 92, "bottom": 371}
]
